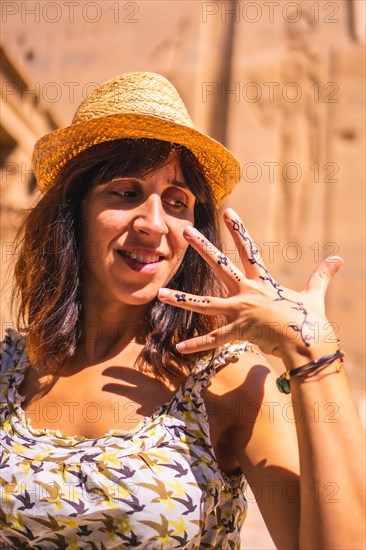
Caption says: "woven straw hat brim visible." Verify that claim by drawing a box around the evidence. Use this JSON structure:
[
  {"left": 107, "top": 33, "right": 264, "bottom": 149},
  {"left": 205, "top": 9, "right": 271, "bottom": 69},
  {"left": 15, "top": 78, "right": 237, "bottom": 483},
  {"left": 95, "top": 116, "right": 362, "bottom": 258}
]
[{"left": 33, "top": 113, "right": 240, "bottom": 205}]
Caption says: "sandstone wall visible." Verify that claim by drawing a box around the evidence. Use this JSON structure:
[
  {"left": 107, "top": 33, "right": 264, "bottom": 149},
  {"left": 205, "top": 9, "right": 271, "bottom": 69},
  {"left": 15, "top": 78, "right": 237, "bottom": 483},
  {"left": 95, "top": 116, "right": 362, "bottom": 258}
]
[{"left": 1, "top": 2, "right": 364, "bottom": 548}]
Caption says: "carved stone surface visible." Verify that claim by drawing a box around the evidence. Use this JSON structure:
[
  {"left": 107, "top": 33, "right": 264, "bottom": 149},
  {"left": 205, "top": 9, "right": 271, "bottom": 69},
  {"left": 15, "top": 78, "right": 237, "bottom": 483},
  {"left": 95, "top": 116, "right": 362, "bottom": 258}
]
[{"left": 0, "top": 2, "right": 364, "bottom": 548}]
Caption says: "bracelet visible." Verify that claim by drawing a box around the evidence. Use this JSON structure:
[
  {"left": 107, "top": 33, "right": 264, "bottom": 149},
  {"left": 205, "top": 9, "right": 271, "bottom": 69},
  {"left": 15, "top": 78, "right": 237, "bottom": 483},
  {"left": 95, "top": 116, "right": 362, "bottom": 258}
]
[{"left": 276, "top": 348, "right": 345, "bottom": 394}]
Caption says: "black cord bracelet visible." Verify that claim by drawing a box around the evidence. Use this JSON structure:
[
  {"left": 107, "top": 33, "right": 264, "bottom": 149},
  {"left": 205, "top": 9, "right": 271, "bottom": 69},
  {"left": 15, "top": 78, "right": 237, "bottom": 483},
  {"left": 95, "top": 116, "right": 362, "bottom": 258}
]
[{"left": 276, "top": 349, "right": 345, "bottom": 394}]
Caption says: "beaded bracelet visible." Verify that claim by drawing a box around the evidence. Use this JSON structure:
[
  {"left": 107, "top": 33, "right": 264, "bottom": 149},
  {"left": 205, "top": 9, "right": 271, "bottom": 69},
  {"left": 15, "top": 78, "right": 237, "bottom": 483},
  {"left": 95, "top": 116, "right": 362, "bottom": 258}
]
[{"left": 276, "top": 348, "right": 345, "bottom": 394}]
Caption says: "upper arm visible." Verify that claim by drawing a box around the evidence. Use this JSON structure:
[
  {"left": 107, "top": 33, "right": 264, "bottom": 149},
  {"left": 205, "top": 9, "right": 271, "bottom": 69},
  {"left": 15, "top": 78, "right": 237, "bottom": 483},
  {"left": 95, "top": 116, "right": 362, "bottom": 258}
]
[{"left": 206, "top": 349, "right": 301, "bottom": 550}]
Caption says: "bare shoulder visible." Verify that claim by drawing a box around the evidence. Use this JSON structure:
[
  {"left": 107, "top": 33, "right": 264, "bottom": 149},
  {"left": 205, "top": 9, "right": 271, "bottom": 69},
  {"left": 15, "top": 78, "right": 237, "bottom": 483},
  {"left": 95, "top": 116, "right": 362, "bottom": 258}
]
[
  {"left": 204, "top": 344, "right": 285, "bottom": 423},
  {"left": 203, "top": 345, "right": 300, "bottom": 475}
]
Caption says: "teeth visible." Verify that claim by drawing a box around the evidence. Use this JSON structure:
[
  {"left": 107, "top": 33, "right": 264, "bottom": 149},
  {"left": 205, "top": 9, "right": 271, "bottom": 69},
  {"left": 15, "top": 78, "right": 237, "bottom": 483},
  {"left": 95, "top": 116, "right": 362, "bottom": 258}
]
[{"left": 121, "top": 251, "right": 160, "bottom": 264}]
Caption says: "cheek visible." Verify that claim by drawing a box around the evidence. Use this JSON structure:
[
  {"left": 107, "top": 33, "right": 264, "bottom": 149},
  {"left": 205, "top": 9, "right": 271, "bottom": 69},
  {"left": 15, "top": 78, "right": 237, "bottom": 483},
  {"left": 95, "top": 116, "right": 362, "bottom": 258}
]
[
  {"left": 82, "top": 211, "right": 123, "bottom": 263},
  {"left": 170, "top": 224, "right": 188, "bottom": 250},
  {"left": 81, "top": 224, "right": 102, "bottom": 265},
  {"left": 95, "top": 209, "right": 124, "bottom": 232},
  {"left": 172, "top": 236, "right": 190, "bottom": 269},
  {"left": 169, "top": 218, "right": 193, "bottom": 262}
]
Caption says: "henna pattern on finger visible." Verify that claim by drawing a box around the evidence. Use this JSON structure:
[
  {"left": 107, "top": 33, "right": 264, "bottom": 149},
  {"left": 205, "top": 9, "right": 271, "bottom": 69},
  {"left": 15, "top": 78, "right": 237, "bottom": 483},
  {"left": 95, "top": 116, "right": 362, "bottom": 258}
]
[
  {"left": 174, "top": 293, "right": 211, "bottom": 305},
  {"left": 231, "top": 217, "right": 314, "bottom": 347},
  {"left": 230, "top": 267, "right": 241, "bottom": 282},
  {"left": 217, "top": 254, "right": 241, "bottom": 282},
  {"left": 232, "top": 218, "right": 262, "bottom": 265},
  {"left": 197, "top": 234, "right": 242, "bottom": 282}
]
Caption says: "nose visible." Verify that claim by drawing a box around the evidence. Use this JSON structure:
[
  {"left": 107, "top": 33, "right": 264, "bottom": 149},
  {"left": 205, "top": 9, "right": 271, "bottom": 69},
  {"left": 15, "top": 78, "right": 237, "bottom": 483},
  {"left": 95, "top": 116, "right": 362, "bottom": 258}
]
[{"left": 132, "top": 195, "right": 169, "bottom": 237}]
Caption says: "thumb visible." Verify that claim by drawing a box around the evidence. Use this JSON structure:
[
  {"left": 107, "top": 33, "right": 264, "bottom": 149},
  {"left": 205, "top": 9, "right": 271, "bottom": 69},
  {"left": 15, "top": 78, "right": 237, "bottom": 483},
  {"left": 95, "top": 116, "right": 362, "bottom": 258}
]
[{"left": 305, "top": 256, "right": 344, "bottom": 297}]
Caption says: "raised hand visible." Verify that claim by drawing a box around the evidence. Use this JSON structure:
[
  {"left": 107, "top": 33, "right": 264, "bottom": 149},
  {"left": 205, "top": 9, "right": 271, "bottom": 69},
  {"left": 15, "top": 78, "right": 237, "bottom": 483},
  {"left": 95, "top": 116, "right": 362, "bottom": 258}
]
[{"left": 158, "top": 209, "right": 343, "bottom": 361}]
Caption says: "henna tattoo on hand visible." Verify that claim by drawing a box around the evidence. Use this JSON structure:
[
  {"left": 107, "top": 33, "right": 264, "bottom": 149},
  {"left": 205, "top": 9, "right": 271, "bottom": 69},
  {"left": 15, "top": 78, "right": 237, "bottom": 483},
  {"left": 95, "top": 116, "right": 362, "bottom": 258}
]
[
  {"left": 217, "top": 254, "right": 241, "bottom": 282},
  {"left": 230, "top": 267, "right": 241, "bottom": 282},
  {"left": 217, "top": 255, "right": 228, "bottom": 266},
  {"left": 197, "top": 233, "right": 242, "bottom": 282},
  {"left": 174, "top": 293, "right": 211, "bottom": 305},
  {"left": 231, "top": 217, "right": 315, "bottom": 347}
]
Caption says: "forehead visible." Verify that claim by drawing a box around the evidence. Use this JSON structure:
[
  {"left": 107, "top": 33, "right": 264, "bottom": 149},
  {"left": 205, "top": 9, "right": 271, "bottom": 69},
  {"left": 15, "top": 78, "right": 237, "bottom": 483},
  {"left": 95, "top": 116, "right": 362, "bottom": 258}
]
[
  {"left": 86, "top": 154, "right": 192, "bottom": 200},
  {"left": 106, "top": 153, "right": 188, "bottom": 187},
  {"left": 145, "top": 152, "right": 186, "bottom": 185},
  {"left": 91, "top": 147, "right": 185, "bottom": 186}
]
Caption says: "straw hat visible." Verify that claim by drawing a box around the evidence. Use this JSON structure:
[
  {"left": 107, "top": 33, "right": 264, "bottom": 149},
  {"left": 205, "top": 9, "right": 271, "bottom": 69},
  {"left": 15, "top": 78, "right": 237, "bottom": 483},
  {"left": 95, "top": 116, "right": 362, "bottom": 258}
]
[{"left": 33, "top": 72, "right": 241, "bottom": 205}]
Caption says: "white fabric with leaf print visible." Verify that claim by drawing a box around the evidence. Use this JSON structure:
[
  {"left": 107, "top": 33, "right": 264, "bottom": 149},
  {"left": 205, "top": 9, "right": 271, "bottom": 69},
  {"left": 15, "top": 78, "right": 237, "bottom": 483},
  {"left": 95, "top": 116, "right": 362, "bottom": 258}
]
[{"left": 0, "top": 329, "right": 250, "bottom": 549}]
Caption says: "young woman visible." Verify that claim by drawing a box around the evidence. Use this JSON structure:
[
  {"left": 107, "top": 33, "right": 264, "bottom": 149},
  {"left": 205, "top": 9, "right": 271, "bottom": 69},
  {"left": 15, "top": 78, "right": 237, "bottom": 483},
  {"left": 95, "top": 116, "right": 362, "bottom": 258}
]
[{"left": 0, "top": 72, "right": 364, "bottom": 549}]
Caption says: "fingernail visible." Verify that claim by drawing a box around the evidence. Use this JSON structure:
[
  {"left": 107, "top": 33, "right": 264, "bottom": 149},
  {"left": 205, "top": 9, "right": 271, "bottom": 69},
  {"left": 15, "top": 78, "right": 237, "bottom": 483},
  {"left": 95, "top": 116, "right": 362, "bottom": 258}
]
[
  {"left": 158, "top": 288, "right": 170, "bottom": 298},
  {"left": 176, "top": 342, "right": 186, "bottom": 352},
  {"left": 183, "top": 225, "right": 198, "bottom": 238},
  {"left": 225, "top": 208, "right": 236, "bottom": 217}
]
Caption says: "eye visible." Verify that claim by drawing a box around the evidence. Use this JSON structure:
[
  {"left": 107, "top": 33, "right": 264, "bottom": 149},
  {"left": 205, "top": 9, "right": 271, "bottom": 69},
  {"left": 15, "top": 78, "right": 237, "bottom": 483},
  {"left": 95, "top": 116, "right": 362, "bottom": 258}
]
[
  {"left": 112, "top": 190, "right": 137, "bottom": 198},
  {"left": 163, "top": 197, "right": 188, "bottom": 210},
  {"left": 109, "top": 189, "right": 140, "bottom": 204},
  {"left": 162, "top": 188, "right": 190, "bottom": 211},
  {"left": 106, "top": 178, "right": 140, "bottom": 201}
]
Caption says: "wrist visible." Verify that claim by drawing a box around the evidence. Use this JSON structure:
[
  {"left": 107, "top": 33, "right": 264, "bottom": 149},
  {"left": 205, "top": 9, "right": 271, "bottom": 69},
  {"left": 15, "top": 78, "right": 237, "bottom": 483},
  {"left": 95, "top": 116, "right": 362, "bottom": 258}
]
[
  {"left": 279, "top": 327, "right": 340, "bottom": 371},
  {"left": 281, "top": 342, "right": 339, "bottom": 371}
]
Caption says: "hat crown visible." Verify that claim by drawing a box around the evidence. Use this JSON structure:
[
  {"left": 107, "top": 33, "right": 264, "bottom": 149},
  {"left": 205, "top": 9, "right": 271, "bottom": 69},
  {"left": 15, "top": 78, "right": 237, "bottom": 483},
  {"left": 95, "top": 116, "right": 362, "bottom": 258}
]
[
  {"left": 72, "top": 72, "right": 194, "bottom": 128},
  {"left": 33, "top": 71, "right": 240, "bottom": 203}
]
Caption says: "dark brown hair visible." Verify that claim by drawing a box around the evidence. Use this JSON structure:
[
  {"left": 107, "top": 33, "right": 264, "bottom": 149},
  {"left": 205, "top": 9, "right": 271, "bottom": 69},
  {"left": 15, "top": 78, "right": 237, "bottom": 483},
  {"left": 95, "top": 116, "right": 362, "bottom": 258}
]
[{"left": 12, "top": 139, "right": 224, "bottom": 378}]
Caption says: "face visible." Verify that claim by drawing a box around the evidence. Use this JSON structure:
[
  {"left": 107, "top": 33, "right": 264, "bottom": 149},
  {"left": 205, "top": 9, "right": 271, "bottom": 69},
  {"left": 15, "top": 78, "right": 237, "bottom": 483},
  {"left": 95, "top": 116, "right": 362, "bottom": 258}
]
[{"left": 80, "top": 153, "right": 195, "bottom": 308}]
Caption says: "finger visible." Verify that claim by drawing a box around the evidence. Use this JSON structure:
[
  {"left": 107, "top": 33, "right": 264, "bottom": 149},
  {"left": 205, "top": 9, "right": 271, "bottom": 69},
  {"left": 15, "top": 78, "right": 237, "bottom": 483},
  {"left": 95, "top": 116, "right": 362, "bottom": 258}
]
[
  {"left": 183, "top": 225, "right": 245, "bottom": 293},
  {"left": 175, "top": 322, "right": 243, "bottom": 354},
  {"left": 158, "top": 288, "right": 227, "bottom": 316},
  {"left": 223, "top": 208, "right": 269, "bottom": 280},
  {"left": 305, "top": 256, "right": 344, "bottom": 297}
]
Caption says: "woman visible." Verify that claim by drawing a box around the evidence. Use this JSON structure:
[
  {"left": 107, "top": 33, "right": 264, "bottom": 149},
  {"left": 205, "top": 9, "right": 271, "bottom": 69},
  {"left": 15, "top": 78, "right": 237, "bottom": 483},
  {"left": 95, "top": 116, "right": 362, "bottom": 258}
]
[{"left": 0, "top": 72, "right": 364, "bottom": 549}]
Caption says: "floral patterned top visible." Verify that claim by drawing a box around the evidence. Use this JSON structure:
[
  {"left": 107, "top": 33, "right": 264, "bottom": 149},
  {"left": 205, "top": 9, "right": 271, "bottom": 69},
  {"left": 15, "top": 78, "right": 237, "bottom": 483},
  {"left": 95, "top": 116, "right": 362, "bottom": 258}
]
[{"left": 0, "top": 329, "right": 250, "bottom": 549}]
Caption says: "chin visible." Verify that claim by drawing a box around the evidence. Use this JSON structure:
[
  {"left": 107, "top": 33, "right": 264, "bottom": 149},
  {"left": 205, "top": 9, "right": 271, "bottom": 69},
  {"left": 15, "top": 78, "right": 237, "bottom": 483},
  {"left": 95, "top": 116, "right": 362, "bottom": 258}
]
[{"left": 118, "top": 290, "right": 159, "bottom": 306}]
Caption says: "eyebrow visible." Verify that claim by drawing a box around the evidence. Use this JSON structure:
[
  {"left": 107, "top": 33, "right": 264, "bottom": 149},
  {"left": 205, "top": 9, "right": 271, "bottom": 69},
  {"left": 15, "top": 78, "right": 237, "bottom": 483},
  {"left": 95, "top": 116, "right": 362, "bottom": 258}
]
[
  {"left": 170, "top": 178, "right": 190, "bottom": 190},
  {"left": 107, "top": 176, "right": 190, "bottom": 191}
]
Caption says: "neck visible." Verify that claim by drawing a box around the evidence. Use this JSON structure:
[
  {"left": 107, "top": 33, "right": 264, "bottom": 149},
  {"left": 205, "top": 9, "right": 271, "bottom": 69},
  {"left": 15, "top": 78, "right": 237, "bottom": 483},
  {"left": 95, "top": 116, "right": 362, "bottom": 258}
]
[{"left": 78, "top": 298, "right": 149, "bottom": 364}]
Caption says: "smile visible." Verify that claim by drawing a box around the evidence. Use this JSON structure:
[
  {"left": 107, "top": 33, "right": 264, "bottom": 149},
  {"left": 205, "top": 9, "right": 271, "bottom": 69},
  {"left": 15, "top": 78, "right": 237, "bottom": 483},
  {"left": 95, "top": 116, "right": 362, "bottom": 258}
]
[{"left": 117, "top": 250, "right": 163, "bottom": 265}]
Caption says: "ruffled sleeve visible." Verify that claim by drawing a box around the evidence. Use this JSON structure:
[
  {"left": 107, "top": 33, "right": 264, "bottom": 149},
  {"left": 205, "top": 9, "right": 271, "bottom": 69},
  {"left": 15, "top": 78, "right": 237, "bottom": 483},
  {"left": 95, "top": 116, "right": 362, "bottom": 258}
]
[
  {"left": 0, "top": 328, "right": 27, "bottom": 406},
  {"left": 190, "top": 341, "right": 262, "bottom": 392}
]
